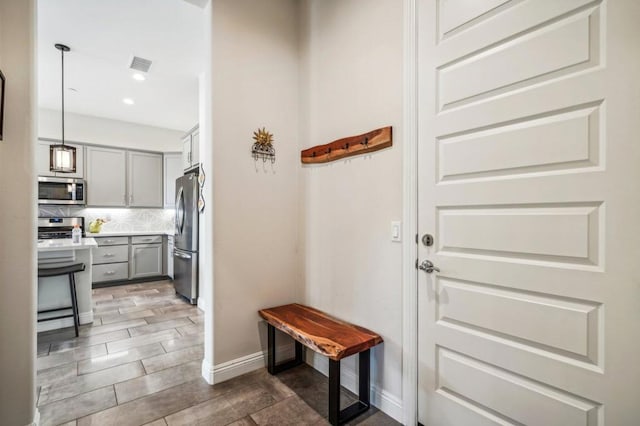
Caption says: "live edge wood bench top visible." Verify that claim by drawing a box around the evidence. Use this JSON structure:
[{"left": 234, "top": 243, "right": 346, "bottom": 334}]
[{"left": 258, "top": 303, "right": 383, "bottom": 361}]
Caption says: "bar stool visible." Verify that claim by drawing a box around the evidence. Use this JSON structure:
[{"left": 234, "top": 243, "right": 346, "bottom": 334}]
[{"left": 37, "top": 263, "right": 85, "bottom": 337}]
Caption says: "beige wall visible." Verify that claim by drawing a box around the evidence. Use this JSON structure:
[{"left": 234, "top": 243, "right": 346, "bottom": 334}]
[
  {"left": 0, "top": 0, "right": 37, "bottom": 424},
  {"left": 39, "top": 108, "right": 185, "bottom": 152},
  {"left": 299, "top": 0, "right": 404, "bottom": 411},
  {"left": 209, "top": 0, "right": 403, "bottom": 417},
  {"left": 211, "top": 0, "right": 301, "bottom": 363}
]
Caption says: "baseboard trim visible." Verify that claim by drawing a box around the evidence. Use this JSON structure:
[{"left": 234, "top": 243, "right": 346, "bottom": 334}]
[
  {"left": 211, "top": 345, "right": 295, "bottom": 384},
  {"left": 36, "top": 311, "right": 93, "bottom": 333},
  {"left": 29, "top": 408, "right": 40, "bottom": 426},
  {"left": 306, "top": 352, "right": 403, "bottom": 423},
  {"left": 201, "top": 359, "right": 215, "bottom": 385},
  {"left": 91, "top": 275, "right": 170, "bottom": 289},
  {"left": 213, "top": 351, "right": 265, "bottom": 384}
]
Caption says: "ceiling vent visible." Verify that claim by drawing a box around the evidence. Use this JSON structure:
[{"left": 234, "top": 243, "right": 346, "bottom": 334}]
[{"left": 129, "top": 56, "right": 152, "bottom": 73}]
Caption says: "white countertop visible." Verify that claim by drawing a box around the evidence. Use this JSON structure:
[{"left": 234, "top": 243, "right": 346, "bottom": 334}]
[
  {"left": 86, "top": 231, "right": 173, "bottom": 237},
  {"left": 37, "top": 237, "right": 98, "bottom": 252}
]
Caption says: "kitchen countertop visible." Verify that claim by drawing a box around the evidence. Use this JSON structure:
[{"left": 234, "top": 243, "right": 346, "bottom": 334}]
[
  {"left": 37, "top": 237, "right": 98, "bottom": 252},
  {"left": 86, "top": 231, "right": 173, "bottom": 237}
]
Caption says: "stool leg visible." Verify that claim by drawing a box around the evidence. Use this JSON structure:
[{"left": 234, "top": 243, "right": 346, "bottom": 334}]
[
  {"left": 69, "top": 273, "right": 80, "bottom": 337},
  {"left": 328, "top": 359, "right": 340, "bottom": 426}
]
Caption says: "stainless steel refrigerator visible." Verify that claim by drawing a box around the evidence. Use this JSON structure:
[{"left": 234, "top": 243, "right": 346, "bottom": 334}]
[{"left": 174, "top": 173, "right": 199, "bottom": 304}]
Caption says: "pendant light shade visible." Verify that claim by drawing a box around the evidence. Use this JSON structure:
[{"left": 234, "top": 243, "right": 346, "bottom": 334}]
[
  {"left": 50, "top": 43, "right": 77, "bottom": 173},
  {"left": 50, "top": 144, "right": 76, "bottom": 172}
]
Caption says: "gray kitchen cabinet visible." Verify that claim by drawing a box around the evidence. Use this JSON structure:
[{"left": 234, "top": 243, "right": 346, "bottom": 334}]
[
  {"left": 182, "top": 135, "right": 192, "bottom": 171},
  {"left": 93, "top": 263, "right": 129, "bottom": 282},
  {"left": 93, "top": 245, "right": 129, "bottom": 265},
  {"left": 92, "top": 236, "right": 129, "bottom": 283},
  {"left": 167, "top": 235, "right": 174, "bottom": 279},
  {"left": 163, "top": 153, "right": 183, "bottom": 208},
  {"left": 37, "top": 140, "right": 85, "bottom": 178},
  {"left": 182, "top": 125, "right": 199, "bottom": 171},
  {"left": 128, "top": 151, "right": 163, "bottom": 208},
  {"left": 130, "top": 242, "right": 163, "bottom": 279},
  {"left": 191, "top": 129, "right": 200, "bottom": 166},
  {"left": 91, "top": 234, "right": 167, "bottom": 284},
  {"left": 86, "top": 147, "right": 163, "bottom": 208},
  {"left": 86, "top": 146, "right": 127, "bottom": 207}
]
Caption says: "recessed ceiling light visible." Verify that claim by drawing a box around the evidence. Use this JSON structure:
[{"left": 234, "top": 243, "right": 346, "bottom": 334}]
[
  {"left": 132, "top": 73, "right": 146, "bottom": 81},
  {"left": 123, "top": 98, "right": 135, "bottom": 105}
]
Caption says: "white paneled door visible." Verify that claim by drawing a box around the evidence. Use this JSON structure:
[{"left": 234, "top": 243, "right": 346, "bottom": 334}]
[{"left": 417, "top": 1, "right": 640, "bottom": 425}]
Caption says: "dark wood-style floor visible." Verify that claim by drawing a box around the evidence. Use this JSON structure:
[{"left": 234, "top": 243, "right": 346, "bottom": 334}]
[{"left": 36, "top": 280, "right": 399, "bottom": 426}]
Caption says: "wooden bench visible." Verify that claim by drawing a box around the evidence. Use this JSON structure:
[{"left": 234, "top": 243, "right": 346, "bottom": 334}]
[{"left": 258, "top": 303, "right": 383, "bottom": 426}]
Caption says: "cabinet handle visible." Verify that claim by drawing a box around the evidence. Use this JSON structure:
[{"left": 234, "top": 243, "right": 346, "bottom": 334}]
[
  {"left": 105, "top": 239, "right": 115, "bottom": 243},
  {"left": 129, "top": 194, "right": 134, "bottom": 204},
  {"left": 104, "top": 253, "right": 115, "bottom": 258},
  {"left": 105, "top": 271, "right": 116, "bottom": 275}
]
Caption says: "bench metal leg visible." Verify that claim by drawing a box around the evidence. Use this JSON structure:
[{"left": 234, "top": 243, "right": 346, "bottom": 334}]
[
  {"left": 328, "top": 359, "right": 341, "bottom": 425},
  {"left": 267, "top": 323, "right": 371, "bottom": 426},
  {"left": 267, "top": 324, "right": 303, "bottom": 375},
  {"left": 328, "top": 349, "right": 371, "bottom": 426}
]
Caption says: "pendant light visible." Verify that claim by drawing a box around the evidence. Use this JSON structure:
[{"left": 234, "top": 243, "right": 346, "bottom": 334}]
[{"left": 49, "top": 43, "right": 76, "bottom": 173}]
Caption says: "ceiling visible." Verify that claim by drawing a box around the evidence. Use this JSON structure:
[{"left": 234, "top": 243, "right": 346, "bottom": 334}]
[{"left": 38, "top": 0, "right": 205, "bottom": 132}]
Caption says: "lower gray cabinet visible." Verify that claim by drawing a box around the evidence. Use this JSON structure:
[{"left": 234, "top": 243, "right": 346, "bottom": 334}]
[
  {"left": 130, "top": 242, "right": 163, "bottom": 279},
  {"left": 92, "top": 237, "right": 129, "bottom": 283},
  {"left": 92, "top": 234, "right": 166, "bottom": 284},
  {"left": 167, "top": 236, "right": 174, "bottom": 279},
  {"left": 93, "top": 263, "right": 129, "bottom": 282}
]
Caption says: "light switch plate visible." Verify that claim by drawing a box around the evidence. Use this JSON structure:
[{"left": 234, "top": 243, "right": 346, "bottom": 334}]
[{"left": 391, "top": 221, "right": 402, "bottom": 242}]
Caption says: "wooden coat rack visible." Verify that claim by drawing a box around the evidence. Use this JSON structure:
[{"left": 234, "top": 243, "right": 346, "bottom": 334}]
[{"left": 301, "top": 126, "right": 392, "bottom": 164}]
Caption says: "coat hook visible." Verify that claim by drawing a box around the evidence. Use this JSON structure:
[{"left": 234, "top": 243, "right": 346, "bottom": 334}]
[
  {"left": 312, "top": 151, "right": 316, "bottom": 157},
  {"left": 344, "top": 142, "right": 349, "bottom": 150},
  {"left": 326, "top": 147, "right": 332, "bottom": 155},
  {"left": 362, "top": 137, "right": 369, "bottom": 146}
]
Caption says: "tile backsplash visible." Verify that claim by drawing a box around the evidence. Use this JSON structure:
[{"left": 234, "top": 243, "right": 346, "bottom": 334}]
[{"left": 39, "top": 206, "right": 175, "bottom": 233}]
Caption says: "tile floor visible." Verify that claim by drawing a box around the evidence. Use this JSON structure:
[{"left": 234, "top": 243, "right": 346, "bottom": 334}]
[{"left": 36, "top": 280, "right": 400, "bottom": 426}]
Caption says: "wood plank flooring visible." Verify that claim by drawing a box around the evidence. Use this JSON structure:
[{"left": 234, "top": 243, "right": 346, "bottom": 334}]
[{"left": 37, "top": 280, "right": 399, "bottom": 426}]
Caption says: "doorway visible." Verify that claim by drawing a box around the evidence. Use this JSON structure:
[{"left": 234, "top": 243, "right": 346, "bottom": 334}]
[
  {"left": 414, "top": 0, "right": 640, "bottom": 424},
  {"left": 34, "top": 0, "right": 213, "bottom": 422}
]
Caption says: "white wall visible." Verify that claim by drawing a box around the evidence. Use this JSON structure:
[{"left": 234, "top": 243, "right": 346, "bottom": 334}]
[
  {"left": 211, "top": 0, "right": 301, "bottom": 364},
  {"left": 299, "top": 0, "right": 404, "bottom": 418},
  {"left": 198, "top": 0, "right": 215, "bottom": 383},
  {"left": 0, "top": 0, "right": 38, "bottom": 424},
  {"left": 39, "top": 108, "right": 185, "bottom": 151}
]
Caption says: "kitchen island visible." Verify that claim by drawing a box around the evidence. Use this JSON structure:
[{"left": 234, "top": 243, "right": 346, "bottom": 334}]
[{"left": 37, "top": 238, "right": 97, "bottom": 332}]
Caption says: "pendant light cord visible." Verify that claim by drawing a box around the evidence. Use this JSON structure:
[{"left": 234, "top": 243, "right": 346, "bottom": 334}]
[{"left": 61, "top": 46, "right": 65, "bottom": 146}]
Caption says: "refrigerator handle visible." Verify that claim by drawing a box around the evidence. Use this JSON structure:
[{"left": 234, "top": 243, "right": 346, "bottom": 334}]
[
  {"left": 175, "top": 187, "right": 185, "bottom": 235},
  {"left": 174, "top": 250, "right": 191, "bottom": 260}
]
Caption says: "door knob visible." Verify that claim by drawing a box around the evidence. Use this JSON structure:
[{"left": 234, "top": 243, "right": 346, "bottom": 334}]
[{"left": 418, "top": 259, "right": 440, "bottom": 273}]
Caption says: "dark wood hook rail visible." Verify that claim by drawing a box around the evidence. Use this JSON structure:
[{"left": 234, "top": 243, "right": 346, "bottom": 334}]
[{"left": 301, "top": 126, "right": 392, "bottom": 164}]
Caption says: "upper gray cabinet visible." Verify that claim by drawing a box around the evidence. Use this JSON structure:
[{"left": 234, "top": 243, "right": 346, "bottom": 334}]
[
  {"left": 86, "top": 146, "right": 127, "bottom": 207},
  {"left": 128, "top": 151, "right": 163, "bottom": 208},
  {"left": 37, "top": 140, "right": 85, "bottom": 178},
  {"left": 163, "top": 153, "right": 183, "bottom": 209},
  {"left": 86, "top": 147, "right": 162, "bottom": 208},
  {"left": 182, "top": 125, "right": 200, "bottom": 171}
]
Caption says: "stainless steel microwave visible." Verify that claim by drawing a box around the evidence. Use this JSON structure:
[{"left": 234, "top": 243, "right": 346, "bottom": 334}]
[{"left": 38, "top": 176, "right": 86, "bottom": 205}]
